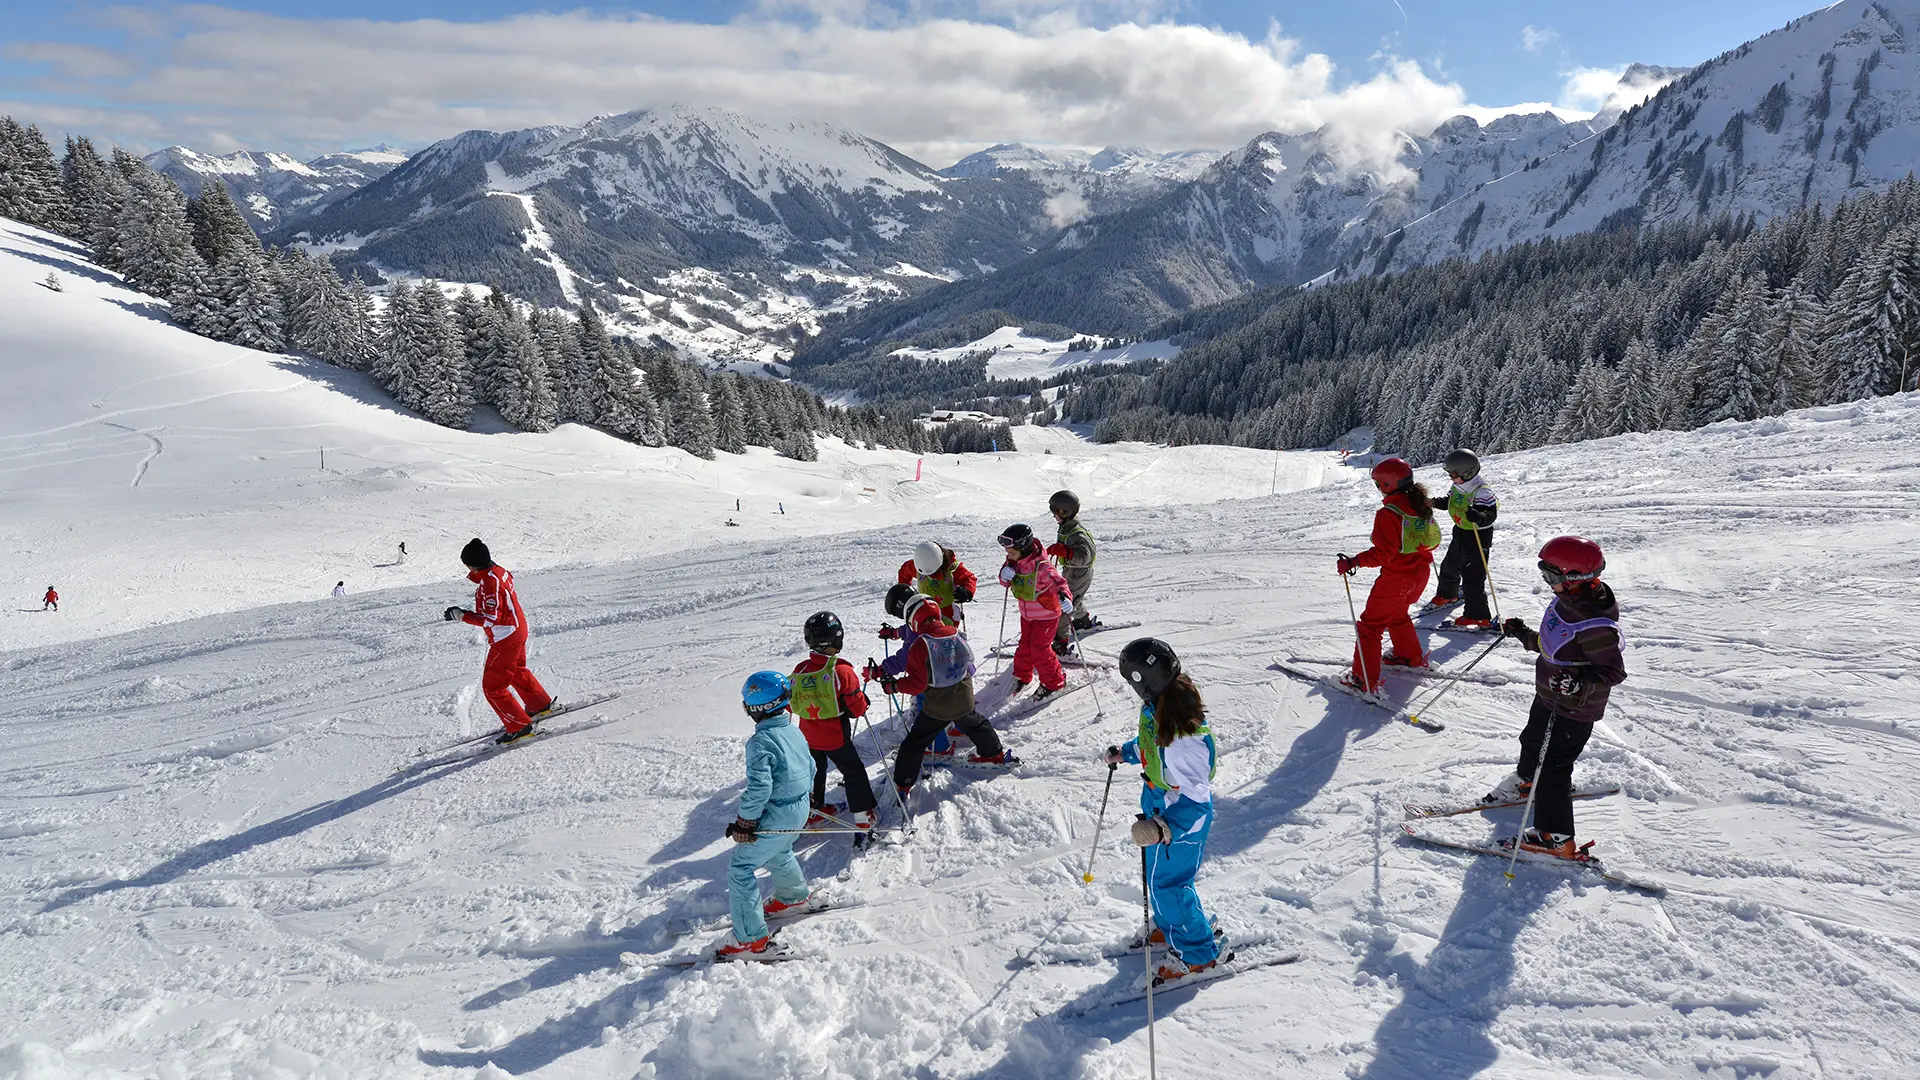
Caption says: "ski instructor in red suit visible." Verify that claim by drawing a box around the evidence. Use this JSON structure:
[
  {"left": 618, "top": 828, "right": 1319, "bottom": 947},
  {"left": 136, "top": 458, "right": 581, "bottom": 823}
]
[{"left": 445, "top": 537, "right": 554, "bottom": 744}]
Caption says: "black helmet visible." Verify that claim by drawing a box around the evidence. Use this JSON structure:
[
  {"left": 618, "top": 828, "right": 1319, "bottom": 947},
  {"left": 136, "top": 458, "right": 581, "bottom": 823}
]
[
  {"left": 997, "top": 523, "right": 1034, "bottom": 551},
  {"left": 884, "top": 582, "right": 917, "bottom": 618},
  {"left": 1048, "top": 490, "right": 1080, "bottom": 517},
  {"left": 1443, "top": 448, "right": 1480, "bottom": 481},
  {"left": 803, "top": 611, "right": 844, "bottom": 653},
  {"left": 1118, "top": 637, "right": 1180, "bottom": 703},
  {"left": 460, "top": 537, "right": 492, "bottom": 569}
]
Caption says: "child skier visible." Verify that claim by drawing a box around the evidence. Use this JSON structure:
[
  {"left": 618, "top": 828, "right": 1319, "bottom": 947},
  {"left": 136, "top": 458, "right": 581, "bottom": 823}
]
[
  {"left": 1336, "top": 457, "right": 1442, "bottom": 692},
  {"left": 897, "top": 541, "right": 977, "bottom": 624},
  {"left": 1488, "top": 536, "right": 1628, "bottom": 858},
  {"left": 42, "top": 586, "right": 57, "bottom": 612},
  {"left": 791, "top": 612, "right": 878, "bottom": 836},
  {"left": 333, "top": 581, "right": 346, "bottom": 598},
  {"left": 443, "top": 538, "right": 556, "bottom": 744},
  {"left": 995, "top": 523, "right": 1073, "bottom": 698},
  {"left": 1107, "top": 638, "right": 1222, "bottom": 985},
  {"left": 867, "top": 590, "right": 1012, "bottom": 797},
  {"left": 722, "top": 671, "right": 818, "bottom": 959},
  {"left": 1428, "top": 448, "right": 1500, "bottom": 629},
  {"left": 1047, "top": 490, "right": 1098, "bottom": 655}
]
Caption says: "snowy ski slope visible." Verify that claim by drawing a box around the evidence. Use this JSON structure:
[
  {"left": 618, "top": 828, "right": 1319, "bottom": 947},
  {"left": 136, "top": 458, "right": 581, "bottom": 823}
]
[{"left": 2, "top": 217, "right": 1919, "bottom": 1077}]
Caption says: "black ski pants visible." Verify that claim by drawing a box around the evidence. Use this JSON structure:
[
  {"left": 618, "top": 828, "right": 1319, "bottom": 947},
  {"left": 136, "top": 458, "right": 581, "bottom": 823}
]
[
  {"left": 1516, "top": 700, "right": 1595, "bottom": 837},
  {"left": 893, "top": 707, "right": 1002, "bottom": 789},
  {"left": 1435, "top": 526, "right": 1495, "bottom": 620},
  {"left": 811, "top": 743, "right": 878, "bottom": 814}
]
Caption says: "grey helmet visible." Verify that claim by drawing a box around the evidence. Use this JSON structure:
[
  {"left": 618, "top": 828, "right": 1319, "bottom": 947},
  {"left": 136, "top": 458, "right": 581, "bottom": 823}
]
[
  {"left": 1442, "top": 448, "right": 1481, "bottom": 481},
  {"left": 1048, "top": 489, "right": 1080, "bottom": 517}
]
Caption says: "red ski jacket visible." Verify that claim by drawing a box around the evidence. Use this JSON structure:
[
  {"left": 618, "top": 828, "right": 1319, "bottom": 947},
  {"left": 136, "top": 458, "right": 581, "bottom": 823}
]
[
  {"left": 1351, "top": 493, "right": 1438, "bottom": 576},
  {"left": 43, "top": 589, "right": 57, "bottom": 603},
  {"left": 461, "top": 565, "right": 528, "bottom": 646},
  {"left": 896, "top": 550, "right": 977, "bottom": 618}
]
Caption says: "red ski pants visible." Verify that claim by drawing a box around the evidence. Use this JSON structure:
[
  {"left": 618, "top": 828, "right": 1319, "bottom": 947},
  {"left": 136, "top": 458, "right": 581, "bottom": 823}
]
[
  {"left": 1012, "top": 615, "right": 1067, "bottom": 691},
  {"left": 483, "top": 635, "right": 552, "bottom": 731},
  {"left": 1351, "top": 566, "right": 1430, "bottom": 690}
]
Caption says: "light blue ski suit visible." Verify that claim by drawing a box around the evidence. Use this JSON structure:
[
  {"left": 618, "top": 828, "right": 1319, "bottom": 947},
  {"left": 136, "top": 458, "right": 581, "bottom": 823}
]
[
  {"left": 728, "top": 708, "right": 816, "bottom": 944},
  {"left": 1120, "top": 701, "right": 1219, "bottom": 966}
]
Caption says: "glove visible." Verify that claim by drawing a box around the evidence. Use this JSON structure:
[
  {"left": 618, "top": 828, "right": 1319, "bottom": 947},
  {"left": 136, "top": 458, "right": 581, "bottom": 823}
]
[
  {"left": 1059, "top": 596, "right": 1074, "bottom": 614},
  {"left": 1046, "top": 543, "right": 1071, "bottom": 560},
  {"left": 863, "top": 661, "right": 886, "bottom": 682},
  {"left": 1103, "top": 745, "right": 1123, "bottom": 765},
  {"left": 443, "top": 606, "right": 467, "bottom": 622},
  {"left": 878, "top": 674, "right": 900, "bottom": 695},
  {"left": 1501, "top": 617, "right": 1528, "bottom": 638},
  {"left": 1336, "top": 555, "right": 1356, "bottom": 576},
  {"left": 1130, "top": 815, "right": 1171, "bottom": 847},
  {"left": 877, "top": 624, "right": 901, "bottom": 641},
  {"left": 724, "top": 817, "right": 759, "bottom": 843},
  {"left": 953, "top": 586, "right": 974, "bottom": 604},
  {"left": 1546, "top": 671, "right": 1585, "bottom": 698},
  {"left": 998, "top": 565, "right": 1016, "bottom": 585}
]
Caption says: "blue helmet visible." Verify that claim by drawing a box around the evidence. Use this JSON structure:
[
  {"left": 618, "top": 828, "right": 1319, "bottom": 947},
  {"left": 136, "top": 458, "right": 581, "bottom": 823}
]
[{"left": 742, "top": 671, "right": 792, "bottom": 721}]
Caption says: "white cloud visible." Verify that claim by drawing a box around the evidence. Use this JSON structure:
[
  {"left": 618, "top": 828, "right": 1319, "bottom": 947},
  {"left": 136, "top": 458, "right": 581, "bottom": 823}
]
[
  {"left": 1520, "top": 25, "right": 1558, "bottom": 54},
  {"left": 1558, "top": 64, "right": 1684, "bottom": 117},
  {"left": 1, "top": 4, "right": 1494, "bottom": 170}
]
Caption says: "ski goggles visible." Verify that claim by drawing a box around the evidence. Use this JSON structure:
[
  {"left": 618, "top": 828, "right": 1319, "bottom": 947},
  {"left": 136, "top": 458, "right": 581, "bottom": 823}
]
[{"left": 1537, "top": 560, "right": 1600, "bottom": 586}]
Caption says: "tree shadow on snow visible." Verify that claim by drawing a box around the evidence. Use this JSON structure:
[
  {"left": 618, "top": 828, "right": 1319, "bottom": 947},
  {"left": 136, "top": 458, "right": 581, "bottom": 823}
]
[
  {"left": 3, "top": 244, "right": 125, "bottom": 290},
  {"left": 1205, "top": 687, "right": 1396, "bottom": 861},
  {"left": 40, "top": 753, "right": 495, "bottom": 912},
  {"left": 1354, "top": 846, "right": 1560, "bottom": 1080}
]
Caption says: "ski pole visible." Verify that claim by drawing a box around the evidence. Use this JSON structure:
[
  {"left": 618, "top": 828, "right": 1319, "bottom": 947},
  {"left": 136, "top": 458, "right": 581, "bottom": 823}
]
[
  {"left": 1472, "top": 527, "right": 1503, "bottom": 624},
  {"left": 1400, "top": 632, "right": 1505, "bottom": 728},
  {"left": 880, "top": 640, "right": 902, "bottom": 716},
  {"left": 1505, "top": 712, "right": 1556, "bottom": 884},
  {"left": 993, "top": 589, "right": 1011, "bottom": 677},
  {"left": 1067, "top": 617, "right": 1106, "bottom": 719},
  {"left": 1081, "top": 760, "right": 1118, "bottom": 883},
  {"left": 1142, "top": 844, "right": 1159, "bottom": 1080},
  {"left": 1340, "top": 559, "right": 1378, "bottom": 692}
]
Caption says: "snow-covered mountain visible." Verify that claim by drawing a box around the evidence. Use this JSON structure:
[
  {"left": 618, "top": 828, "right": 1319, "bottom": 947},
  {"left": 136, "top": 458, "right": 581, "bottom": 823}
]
[
  {"left": 941, "top": 143, "right": 1221, "bottom": 224},
  {"left": 277, "top": 105, "right": 1189, "bottom": 366},
  {"left": 144, "top": 145, "right": 407, "bottom": 230},
  {"left": 807, "top": 0, "right": 1920, "bottom": 353},
  {"left": 1380, "top": 0, "right": 1920, "bottom": 273}
]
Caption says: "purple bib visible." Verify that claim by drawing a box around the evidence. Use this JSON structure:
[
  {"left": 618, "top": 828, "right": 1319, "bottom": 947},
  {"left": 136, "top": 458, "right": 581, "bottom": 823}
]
[{"left": 1539, "top": 603, "right": 1618, "bottom": 667}]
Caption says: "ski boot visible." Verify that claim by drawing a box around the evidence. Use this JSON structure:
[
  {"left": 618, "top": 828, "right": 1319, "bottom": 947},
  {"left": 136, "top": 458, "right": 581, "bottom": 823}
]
[
  {"left": 763, "top": 892, "right": 815, "bottom": 918},
  {"left": 805, "top": 803, "right": 843, "bottom": 829},
  {"left": 1153, "top": 952, "right": 1224, "bottom": 986},
  {"left": 1479, "top": 772, "right": 1532, "bottom": 804},
  {"left": 1337, "top": 671, "right": 1382, "bottom": 695},
  {"left": 1503, "top": 828, "right": 1578, "bottom": 860},
  {"left": 494, "top": 724, "right": 537, "bottom": 745},
  {"left": 1381, "top": 652, "right": 1430, "bottom": 669},
  {"left": 715, "top": 934, "right": 793, "bottom": 961}
]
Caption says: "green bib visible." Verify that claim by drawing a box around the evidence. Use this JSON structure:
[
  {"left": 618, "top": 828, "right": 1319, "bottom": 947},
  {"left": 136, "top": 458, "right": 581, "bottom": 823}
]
[
  {"left": 1447, "top": 488, "right": 1479, "bottom": 530},
  {"left": 1057, "top": 520, "right": 1096, "bottom": 567},
  {"left": 1391, "top": 505, "right": 1443, "bottom": 554},
  {"left": 1009, "top": 568, "right": 1038, "bottom": 602},
  {"left": 1137, "top": 702, "right": 1215, "bottom": 791},
  {"left": 918, "top": 570, "right": 955, "bottom": 607},
  {"left": 789, "top": 664, "right": 841, "bottom": 722}
]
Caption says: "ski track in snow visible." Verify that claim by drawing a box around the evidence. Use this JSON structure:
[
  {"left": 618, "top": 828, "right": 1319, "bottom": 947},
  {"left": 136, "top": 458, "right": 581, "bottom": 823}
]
[{"left": 4, "top": 217, "right": 1920, "bottom": 1076}]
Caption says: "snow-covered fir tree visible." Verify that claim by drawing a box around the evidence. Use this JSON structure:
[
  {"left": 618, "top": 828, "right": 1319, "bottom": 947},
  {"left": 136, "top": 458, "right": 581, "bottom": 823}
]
[
  {"left": 61, "top": 137, "right": 118, "bottom": 249},
  {"left": 1760, "top": 280, "right": 1820, "bottom": 416},
  {"left": 110, "top": 163, "right": 199, "bottom": 300},
  {"left": 710, "top": 375, "right": 749, "bottom": 454},
  {"left": 405, "top": 283, "right": 474, "bottom": 429},
  {"left": 1819, "top": 226, "right": 1920, "bottom": 400},
  {"left": 0, "top": 118, "right": 69, "bottom": 233},
  {"left": 208, "top": 245, "right": 286, "bottom": 352},
  {"left": 187, "top": 183, "right": 259, "bottom": 268}
]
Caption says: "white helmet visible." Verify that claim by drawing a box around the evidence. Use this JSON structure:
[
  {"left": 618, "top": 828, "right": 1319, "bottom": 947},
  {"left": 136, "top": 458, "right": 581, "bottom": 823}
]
[{"left": 912, "top": 541, "right": 944, "bottom": 576}]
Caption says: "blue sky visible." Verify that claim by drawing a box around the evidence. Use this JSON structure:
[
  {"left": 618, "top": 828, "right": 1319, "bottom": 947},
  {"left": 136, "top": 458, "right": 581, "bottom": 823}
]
[{"left": 0, "top": 1, "right": 1834, "bottom": 161}]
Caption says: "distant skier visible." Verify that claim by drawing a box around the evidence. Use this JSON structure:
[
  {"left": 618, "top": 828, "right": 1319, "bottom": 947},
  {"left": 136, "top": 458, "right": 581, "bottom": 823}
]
[
  {"left": 995, "top": 524, "right": 1073, "bottom": 699},
  {"left": 443, "top": 538, "right": 555, "bottom": 744},
  {"left": 1426, "top": 449, "right": 1499, "bottom": 629},
  {"left": 332, "top": 581, "right": 346, "bottom": 598},
  {"left": 1046, "top": 489, "right": 1098, "bottom": 655},
  {"left": 1106, "top": 638, "right": 1222, "bottom": 985},
  {"left": 1486, "top": 536, "right": 1627, "bottom": 858},
  {"left": 397, "top": 541, "right": 407, "bottom": 564},
  {"left": 791, "top": 612, "right": 878, "bottom": 836},
  {"left": 896, "top": 541, "right": 977, "bottom": 624},
  {"left": 721, "top": 671, "right": 819, "bottom": 959},
  {"left": 1336, "top": 458, "right": 1442, "bottom": 692},
  {"left": 41, "top": 586, "right": 57, "bottom": 612},
  {"left": 868, "top": 588, "right": 1012, "bottom": 798}
]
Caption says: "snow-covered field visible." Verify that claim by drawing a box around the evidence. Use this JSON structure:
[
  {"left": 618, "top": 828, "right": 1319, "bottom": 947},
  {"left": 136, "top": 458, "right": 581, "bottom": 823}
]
[
  {"left": 889, "top": 326, "right": 1178, "bottom": 381},
  {"left": 4, "top": 216, "right": 1920, "bottom": 1078}
]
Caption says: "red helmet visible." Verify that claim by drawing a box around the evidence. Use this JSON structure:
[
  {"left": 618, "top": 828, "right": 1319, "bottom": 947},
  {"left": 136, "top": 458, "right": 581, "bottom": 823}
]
[
  {"left": 1538, "top": 536, "right": 1605, "bottom": 584},
  {"left": 1370, "top": 457, "right": 1413, "bottom": 491}
]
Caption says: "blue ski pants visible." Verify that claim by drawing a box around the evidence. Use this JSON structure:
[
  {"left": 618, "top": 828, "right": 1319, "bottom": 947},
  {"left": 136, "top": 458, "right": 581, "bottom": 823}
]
[
  {"left": 1141, "top": 787, "right": 1219, "bottom": 966},
  {"left": 727, "top": 798, "right": 809, "bottom": 944}
]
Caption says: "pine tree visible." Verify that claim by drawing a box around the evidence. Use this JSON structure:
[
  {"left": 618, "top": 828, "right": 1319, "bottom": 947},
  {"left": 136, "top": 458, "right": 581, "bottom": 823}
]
[
  {"left": 1759, "top": 280, "right": 1819, "bottom": 415},
  {"left": 187, "top": 182, "right": 259, "bottom": 267},
  {"left": 376, "top": 281, "right": 421, "bottom": 399},
  {"left": 1695, "top": 273, "right": 1769, "bottom": 424},
  {"left": 711, "top": 375, "right": 749, "bottom": 453},
  {"left": 1819, "top": 227, "right": 1920, "bottom": 400},
  {"left": 408, "top": 283, "right": 474, "bottom": 429},
  {"left": 333, "top": 278, "right": 378, "bottom": 371},
  {"left": 110, "top": 165, "right": 199, "bottom": 299},
  {"left": 61, "top": 136, "right": 117, "bottom": 249},
  {"left": 1551, "top": 359, "right": 1614, "bottom": 443},
  {"left": 671, "top": 367, "right": 717, "bottom": 459},
  {"left": 0, "top": 118, "right": 70, "bottom": 232},
  {"left": 489, "top": 306, "right": 558, "bottom": 432},
  {"left": 209, "top": 246, "right": 287, "bottom": 351},
  {"left": 777, "top": 429, "right": 818, "bottom": 461},
  {"left": 166, "top": 256, "right": 216, "bottom": 336},
  {"left": 536, "top": 309, "right": 587, "bottom": 425},
  {"left": 1611, "top": 339, "right": 1665, "bottom": 434}
]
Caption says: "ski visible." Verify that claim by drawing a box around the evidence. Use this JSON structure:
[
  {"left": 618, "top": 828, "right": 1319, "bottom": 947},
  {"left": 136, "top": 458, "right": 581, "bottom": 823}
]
[
  {"left": 1269, "top": 660, "right": 1445, "bottom": 732},
  {"left": 395, "top": 712, "right": 622, "bottom": 775},
  {"left": 407, "top": 692, "right": 622, "bottom": 758},
  {"left": 1399, "top": 824, "right": 1667, "bottom": 894},
  {"left": 1019, "top": 926, "right": 1260, "bottom": 968},
  {"left": 632, "top": 941, "right": 815, "bottom": 969},
  {"left": 1433, "top": 619, "right": 1503, "bottom": 636},
  {"left": 1284, "top": 655, "right": 1508, "bottom": 686},
  {"left": 924, "top": 752, "right": 1023, "bottom": 774},
  {"left": 1403, "top": 786, "right": 1621, "bottom": 820},
  {"left": 984, "top": 645, "right": 1115, "bottom": 670},
  {"left": 1063, "top": 947, "right": 1305, "bottom": 1013},
  {"left": 668, "top": 897, "right": 854, "bottom": 937},
  {"left": 1068, "top": 619, "right": 1141, "bottom": 637}
]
